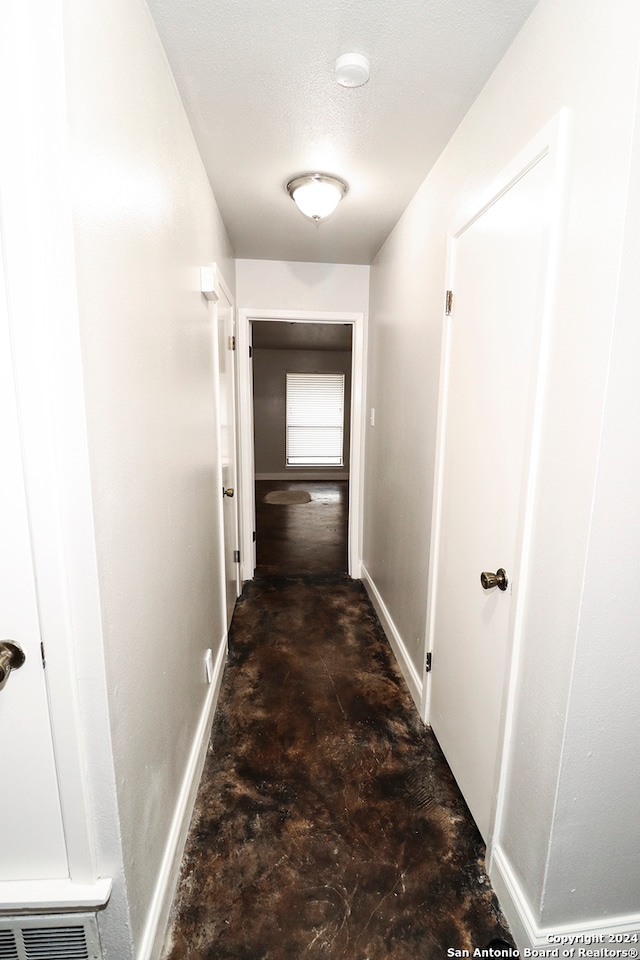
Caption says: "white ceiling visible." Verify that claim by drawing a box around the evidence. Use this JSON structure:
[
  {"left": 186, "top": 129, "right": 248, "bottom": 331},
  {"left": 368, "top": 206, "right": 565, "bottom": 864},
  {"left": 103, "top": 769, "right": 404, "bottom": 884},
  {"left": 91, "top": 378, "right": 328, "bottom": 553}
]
[{"left": 146, "top": 0, "right": 539, "bottom": 265}]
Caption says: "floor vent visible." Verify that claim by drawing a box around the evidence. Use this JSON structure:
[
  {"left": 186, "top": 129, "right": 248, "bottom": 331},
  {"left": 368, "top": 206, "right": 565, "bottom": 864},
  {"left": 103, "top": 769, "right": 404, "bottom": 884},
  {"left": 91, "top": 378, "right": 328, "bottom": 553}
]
[{"left": 0, "top": 915, "right": 102, "bottom": 960}]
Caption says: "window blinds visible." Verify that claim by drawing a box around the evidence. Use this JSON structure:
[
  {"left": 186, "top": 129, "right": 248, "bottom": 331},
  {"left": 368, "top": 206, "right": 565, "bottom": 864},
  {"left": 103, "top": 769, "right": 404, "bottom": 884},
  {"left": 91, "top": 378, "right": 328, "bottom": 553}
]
[{"left": 286, "top": 373, "right": 345, "bottom": 466}]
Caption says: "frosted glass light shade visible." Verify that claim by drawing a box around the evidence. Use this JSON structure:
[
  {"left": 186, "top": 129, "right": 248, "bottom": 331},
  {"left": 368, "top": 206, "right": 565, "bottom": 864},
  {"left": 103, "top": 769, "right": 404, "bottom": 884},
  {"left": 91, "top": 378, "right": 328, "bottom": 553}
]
[{"left": 287, "top": 174, "right": 348, "bottom": 221}]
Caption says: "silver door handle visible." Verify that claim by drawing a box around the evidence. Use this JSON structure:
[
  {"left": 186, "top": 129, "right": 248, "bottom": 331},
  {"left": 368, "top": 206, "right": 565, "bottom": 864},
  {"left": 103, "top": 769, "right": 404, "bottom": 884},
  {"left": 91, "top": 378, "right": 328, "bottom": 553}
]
[{"left": 0, "top": 640, "right": 26, "bottom": 686}]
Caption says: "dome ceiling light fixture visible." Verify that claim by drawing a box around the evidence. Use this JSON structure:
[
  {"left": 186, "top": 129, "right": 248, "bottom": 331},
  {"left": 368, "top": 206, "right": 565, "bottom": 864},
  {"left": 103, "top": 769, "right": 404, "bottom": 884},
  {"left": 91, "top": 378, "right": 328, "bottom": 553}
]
[{"left": 286, "top": 173, "right": 349, "bottom": 222}]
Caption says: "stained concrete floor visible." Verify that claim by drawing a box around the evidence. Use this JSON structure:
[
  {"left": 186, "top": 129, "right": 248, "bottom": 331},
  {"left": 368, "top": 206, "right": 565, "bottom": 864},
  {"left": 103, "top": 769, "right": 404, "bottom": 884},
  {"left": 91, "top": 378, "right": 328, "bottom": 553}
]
[
  {"left": 160, "top": 482, "right": 513, "bottom": 959},
  {"left": 255, "top": 479, "right": 349, "bottom": 577}
]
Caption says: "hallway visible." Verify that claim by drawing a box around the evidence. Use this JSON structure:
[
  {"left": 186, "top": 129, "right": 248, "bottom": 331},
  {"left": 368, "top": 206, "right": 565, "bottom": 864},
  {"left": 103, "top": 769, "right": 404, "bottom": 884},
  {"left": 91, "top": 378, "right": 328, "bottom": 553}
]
[
  {"left": 5, "top": 1, "right": 640, "bottom": 955},
  {"left": 161, "top": 493, "right": 513, "bottom": 958}
]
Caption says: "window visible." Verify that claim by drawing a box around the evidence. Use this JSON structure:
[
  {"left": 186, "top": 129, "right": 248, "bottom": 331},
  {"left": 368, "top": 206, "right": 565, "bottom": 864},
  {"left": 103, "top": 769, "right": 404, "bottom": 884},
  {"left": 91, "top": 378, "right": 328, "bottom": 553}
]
[{"left": 286, "top": 373, "right": 345, "bottom": 466}]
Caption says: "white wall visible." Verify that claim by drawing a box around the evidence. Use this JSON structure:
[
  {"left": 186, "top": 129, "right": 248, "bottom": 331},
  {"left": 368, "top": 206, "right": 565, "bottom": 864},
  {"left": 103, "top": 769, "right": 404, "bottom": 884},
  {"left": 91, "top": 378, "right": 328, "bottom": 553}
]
[
  {"left": 62, "top": 0, "right": 235, "bottom": 955},
  {"left": 235, "top": 259, "right": 369, "bottom": 579},
  {"left": 364, "top": 0, "right": 640, "bottom": 942},
  {"left": 236, "top": 259, "right": 369, "bottom": 314},
  {"left": 537, "top": 72, "right": 640, "bottom": 926}
]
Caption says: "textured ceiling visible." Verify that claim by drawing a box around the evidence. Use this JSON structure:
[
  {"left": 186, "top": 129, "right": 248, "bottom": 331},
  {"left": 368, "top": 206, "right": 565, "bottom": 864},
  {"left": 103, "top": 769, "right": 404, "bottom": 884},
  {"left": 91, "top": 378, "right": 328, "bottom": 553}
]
[{"left": 146, "top": 0, "right": 539, "bottom": 265}]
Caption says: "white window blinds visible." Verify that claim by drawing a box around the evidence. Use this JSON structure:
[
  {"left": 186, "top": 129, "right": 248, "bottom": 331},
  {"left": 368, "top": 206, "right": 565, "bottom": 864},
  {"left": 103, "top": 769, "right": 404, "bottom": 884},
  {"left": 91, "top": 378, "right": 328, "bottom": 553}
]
[{"left": 286, "top": 373, "right": 345, "bottom": 466}]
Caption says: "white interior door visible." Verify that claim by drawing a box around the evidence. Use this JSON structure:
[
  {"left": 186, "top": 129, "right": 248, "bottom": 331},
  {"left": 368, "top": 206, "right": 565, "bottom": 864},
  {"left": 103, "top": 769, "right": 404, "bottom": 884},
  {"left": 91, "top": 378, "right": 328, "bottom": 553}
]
[
  {"left": 216, "top": 281, "right": 241, "bottom": 630},
  {"left": 0, "top": 242, "right": 68, "bottom": 882},
  {"left": 429, "top": 150, "right": 554, "bottom": 841}
]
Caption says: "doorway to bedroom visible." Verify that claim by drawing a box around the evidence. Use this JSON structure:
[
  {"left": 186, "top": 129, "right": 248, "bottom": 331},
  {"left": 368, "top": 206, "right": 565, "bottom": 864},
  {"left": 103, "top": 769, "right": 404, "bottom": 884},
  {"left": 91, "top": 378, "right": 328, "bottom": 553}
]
[{"left": 251, "top": 319, "right": 352, "bottom": 577}]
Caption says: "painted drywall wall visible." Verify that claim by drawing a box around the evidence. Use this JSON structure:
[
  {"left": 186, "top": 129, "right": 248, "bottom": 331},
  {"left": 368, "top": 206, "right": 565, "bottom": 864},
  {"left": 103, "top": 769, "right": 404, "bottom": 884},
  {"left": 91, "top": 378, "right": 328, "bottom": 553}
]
[
  {"left": 364, "top": 0, "right": 640, "bottom": 938},
  {"left": 236, "top": 259, "right": 370, "bottom": 314},
  {"left": 537, "top": 69, "right": 640, "bottom": 926},
  {"left": 63, "top": 0, "right": 235, "bottom": 954},
  {"left": 253, "top": 348, "right": 352, "bottom": 480},
  {"left": 236, "top": 259, "right": 368, "bottom": 579}
]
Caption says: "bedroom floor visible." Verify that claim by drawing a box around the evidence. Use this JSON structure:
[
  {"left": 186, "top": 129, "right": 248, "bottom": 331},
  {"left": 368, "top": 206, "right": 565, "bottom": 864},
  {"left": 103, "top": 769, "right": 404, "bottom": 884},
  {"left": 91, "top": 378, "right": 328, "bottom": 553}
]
[{"left": 254, "top": 479, "right": 349, "bottom": 577}]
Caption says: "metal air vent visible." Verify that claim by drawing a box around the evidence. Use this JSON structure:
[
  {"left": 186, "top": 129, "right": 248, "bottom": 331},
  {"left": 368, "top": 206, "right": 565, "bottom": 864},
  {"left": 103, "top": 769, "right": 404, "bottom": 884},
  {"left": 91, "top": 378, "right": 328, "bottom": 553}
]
[
  {"left": 0, "top": 915, "right": 102, "bottom": 960},
  {"left": 0, "top": 929, "right": 19, "bottom": 960}
]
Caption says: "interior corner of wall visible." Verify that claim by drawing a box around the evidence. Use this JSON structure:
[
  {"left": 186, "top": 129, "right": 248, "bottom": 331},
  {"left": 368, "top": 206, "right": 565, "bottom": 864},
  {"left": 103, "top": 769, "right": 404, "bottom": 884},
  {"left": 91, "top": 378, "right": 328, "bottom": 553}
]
[{"left": 489, "top": 843, "right": 540, "bottom": 952}]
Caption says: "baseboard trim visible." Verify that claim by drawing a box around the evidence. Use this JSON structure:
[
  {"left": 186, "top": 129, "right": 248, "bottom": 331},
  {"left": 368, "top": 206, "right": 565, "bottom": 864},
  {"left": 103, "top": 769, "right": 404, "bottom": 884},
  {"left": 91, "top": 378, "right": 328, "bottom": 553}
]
[
  {"left": 360, "top": 563, "right": 423, "bottom": 713},
  {"left": 490, "top": 843, "right": 640, "bottom": 951},
  {"left": 137, "top": 636, "right": 227, "bottom": 960}
]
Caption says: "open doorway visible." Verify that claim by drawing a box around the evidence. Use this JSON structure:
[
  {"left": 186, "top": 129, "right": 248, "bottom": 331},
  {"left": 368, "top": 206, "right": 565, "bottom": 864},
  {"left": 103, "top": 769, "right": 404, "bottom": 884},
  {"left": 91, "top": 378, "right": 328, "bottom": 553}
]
[
  {"left": 236, "top": 309, "right": 365, "bottom": 581},
  {"left": 252, "top": 320, "right": 352, "bottom": 576}
]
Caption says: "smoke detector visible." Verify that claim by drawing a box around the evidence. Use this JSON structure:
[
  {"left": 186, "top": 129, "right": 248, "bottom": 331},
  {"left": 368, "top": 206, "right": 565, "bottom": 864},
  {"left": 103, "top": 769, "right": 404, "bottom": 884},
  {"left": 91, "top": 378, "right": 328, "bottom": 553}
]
[{"left": 335, "top": 53, "right": 370, "bottom": 88}]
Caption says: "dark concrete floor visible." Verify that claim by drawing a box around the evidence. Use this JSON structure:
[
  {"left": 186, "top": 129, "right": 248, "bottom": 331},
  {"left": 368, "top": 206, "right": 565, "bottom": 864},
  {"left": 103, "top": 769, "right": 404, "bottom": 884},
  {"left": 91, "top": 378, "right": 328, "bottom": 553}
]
[
  {"left": 160, "top": 481, "right": 514, "bottom": 958},
  {"left": 255, "top": 479, "right": 348, "bottom": 577},
  {"left": 161, "top": 576, "right": 513, "bottom": 959}
]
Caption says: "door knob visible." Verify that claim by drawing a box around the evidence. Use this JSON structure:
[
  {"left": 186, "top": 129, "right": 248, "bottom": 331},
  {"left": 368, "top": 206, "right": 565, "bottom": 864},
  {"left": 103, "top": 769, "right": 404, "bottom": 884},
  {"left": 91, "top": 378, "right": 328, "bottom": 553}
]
[
  {"left": 223, "top": 487, "right": 234, "bottom": 498},
  {"left": 0, "top": 640, "right": 26, "bottom": 686},
  {"left": 480, "top": 568, "right": 509, "bottom": 591}
]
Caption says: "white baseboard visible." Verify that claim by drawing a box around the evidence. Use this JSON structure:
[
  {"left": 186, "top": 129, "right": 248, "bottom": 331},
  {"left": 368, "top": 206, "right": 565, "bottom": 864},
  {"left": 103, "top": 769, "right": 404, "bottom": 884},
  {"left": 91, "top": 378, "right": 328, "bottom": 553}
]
[
  {"left": 491, "top": 843, "right": 640, "bottom": 951},
  {"left": 137, "top": 636, "right": 227, "bottom": 960},
  {"left": 360, "top": 563, "right": 423, "bottom": 714}
]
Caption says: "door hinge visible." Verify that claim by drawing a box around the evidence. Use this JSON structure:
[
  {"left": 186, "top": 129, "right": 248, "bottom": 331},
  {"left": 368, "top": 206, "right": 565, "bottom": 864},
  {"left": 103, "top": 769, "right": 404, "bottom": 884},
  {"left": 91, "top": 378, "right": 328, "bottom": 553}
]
[
  {"left": 40, "top": 642, "right": 46, "bottom": 668},
  {"left": 233, "top": 549, "right": 241, "bottom": 563},
  {"left": 249, "top": 344, "right": 253, "bottom": 358},
  {"left": 445, "top": 290, "right": 453, "bottom": 316},
  {"left": 425, "top": 651, "right": 432, "bottom": 673},
  {"left": 252, "top": 530, "right": 256, "bottom": 543},
  {"left": 228, "top": 335, "right": 236, "bottom": 351}
]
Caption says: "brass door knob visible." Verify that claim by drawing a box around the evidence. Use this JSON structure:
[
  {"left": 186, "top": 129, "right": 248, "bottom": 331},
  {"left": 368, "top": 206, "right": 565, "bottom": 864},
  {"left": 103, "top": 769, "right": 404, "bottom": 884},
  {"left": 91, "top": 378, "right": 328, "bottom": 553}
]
[
  {"left": 480, "top": 568, "right": 508, "bottom": 591},
  {"left": 223, "top": 487, "right": 235, "bottom": 498},
  {"left": 0, "top": 640, "right": 26, "bottom": 686}
]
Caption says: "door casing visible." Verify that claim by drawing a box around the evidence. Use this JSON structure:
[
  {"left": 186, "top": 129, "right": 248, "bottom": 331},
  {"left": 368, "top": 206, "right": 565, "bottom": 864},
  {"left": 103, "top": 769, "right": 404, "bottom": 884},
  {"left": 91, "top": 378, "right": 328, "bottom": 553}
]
[
  {"left": 209, "top": 265, "right": 241, "bottom": 631},
  {"left": 237, "top": 309, "right": 366, "bottom": 580}
]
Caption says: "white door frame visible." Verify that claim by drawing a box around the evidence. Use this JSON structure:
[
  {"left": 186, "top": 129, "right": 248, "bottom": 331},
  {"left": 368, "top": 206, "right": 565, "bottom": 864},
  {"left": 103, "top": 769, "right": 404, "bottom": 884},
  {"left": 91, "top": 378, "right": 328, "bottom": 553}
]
[
  {"left": 423, "top": 113, "right": 568, "bottom": 848},
  {"left": 0, "top": 0, "right": 112, "bottom": 911},
  {"left": 204, "top": 263, "right": 241, "bottom": 630},
  {"left": 237, "top": 309, "right": 366, "bottom": 580}
]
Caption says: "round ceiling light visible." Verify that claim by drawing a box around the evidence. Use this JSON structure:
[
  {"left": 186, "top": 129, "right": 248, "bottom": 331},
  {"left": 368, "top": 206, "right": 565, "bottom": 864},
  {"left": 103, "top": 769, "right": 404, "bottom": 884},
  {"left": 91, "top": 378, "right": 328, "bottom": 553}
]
[
  {"left": 286, "top": 174, "right": 349, "bottom": 222},
  {"left": 335, "top": 53, "right": 370, "bottom": 88}
]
